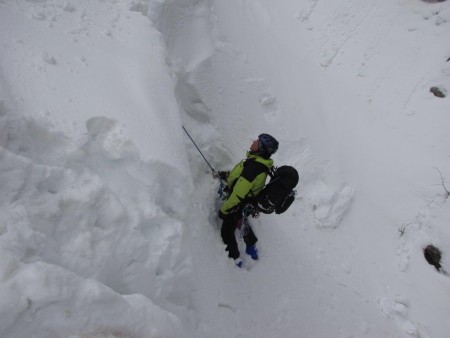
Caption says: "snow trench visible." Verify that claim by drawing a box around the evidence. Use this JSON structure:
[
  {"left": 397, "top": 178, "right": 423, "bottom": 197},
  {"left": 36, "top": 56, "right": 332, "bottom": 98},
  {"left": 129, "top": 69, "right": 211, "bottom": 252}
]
[
  {"left": 150, "top": 1, "right": 448, "bottom": 337},
  {"left": 150, "top": 0, "right": 355, "bottom": 233},
  {"left": 147, "top": 2, "right": 367, "bottom": 338}
]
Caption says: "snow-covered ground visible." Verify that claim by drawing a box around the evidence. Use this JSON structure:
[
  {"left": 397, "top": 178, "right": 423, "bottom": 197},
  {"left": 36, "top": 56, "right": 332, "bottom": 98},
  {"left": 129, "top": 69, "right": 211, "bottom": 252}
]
[{"left": 0, "top": 0, "right": 449, "bottom": 337}]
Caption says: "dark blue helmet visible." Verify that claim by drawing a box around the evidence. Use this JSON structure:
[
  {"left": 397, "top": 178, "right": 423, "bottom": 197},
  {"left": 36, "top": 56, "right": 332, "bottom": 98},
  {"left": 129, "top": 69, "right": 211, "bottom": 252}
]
[{"left": 258, "top": 133, "right": 279, "bottom": 156}]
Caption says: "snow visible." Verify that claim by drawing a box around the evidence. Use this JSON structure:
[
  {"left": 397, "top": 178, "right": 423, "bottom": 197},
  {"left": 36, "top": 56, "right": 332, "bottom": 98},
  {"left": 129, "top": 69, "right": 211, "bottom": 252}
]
[{"left": 0, "top": 0, "right": 449, "bottom": 337}]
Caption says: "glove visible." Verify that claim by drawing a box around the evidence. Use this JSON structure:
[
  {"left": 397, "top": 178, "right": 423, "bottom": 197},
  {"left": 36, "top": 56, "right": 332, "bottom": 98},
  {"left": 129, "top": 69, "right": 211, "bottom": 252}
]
[
  {"left": 213, "top": 170, "right": 229, "bottom": 180},
  {"left": 218, "top": 171, "right": 229, "bottom": 180},
  {"left": 218, "top": 210, "right": 226, "bottom": 220}
]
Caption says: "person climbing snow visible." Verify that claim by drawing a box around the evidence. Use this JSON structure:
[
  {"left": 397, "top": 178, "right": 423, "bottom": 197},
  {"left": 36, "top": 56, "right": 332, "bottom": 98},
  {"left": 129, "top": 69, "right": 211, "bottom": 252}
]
[{"left": 213, "top": 133, "right": 279, "bottom": 268}]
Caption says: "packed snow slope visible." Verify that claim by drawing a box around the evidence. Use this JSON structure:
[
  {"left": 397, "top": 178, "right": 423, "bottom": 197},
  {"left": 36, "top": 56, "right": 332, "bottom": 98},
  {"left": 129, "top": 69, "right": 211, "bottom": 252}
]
[{"left": 0, "top": 0, "right": 449, "bottom": 337}]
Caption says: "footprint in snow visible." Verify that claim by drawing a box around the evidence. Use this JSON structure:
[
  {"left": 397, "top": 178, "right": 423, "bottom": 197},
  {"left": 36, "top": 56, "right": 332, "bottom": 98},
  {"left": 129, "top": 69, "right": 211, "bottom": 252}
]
[{"left": 309, "top": 182, "right": 354, "bottom": 229}]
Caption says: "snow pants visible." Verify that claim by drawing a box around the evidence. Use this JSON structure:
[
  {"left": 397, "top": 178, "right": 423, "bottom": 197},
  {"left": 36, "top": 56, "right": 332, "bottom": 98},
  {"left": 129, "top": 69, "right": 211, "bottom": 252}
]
[{"left": 221, "top": 211, "right": 257, "bottom": 259}]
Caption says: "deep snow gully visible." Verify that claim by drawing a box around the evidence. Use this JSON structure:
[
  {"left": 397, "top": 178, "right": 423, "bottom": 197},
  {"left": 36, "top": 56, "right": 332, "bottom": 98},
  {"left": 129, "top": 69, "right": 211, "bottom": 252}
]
[
  {"left": 148, "top": 0, "right": 450, "bottom": 337},
  {"left": 146, "top": 1, "right": 400, "bottom": 337}
]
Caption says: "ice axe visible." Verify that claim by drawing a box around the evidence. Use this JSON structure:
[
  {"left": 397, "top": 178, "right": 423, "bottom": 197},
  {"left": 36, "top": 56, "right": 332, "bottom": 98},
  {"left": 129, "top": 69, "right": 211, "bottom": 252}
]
[
  {"left": 182, "top": 125, "right": 215, "bottom": 172},
  {"left": 182, "top": 126, "right": 227, "bottom": 199}
]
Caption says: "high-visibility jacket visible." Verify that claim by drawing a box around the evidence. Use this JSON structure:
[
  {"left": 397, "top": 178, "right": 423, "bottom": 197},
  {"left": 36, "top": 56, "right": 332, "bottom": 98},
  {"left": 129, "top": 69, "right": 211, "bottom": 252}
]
[{"left": 220, "top": 152, "right": 273, "bottom": 215}]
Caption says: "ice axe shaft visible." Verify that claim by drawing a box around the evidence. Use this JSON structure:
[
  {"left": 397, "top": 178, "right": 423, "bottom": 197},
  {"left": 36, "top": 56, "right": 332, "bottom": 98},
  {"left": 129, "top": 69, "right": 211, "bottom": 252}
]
[{"left": 182, "top": 125, "right": 214, "bottom": 172}]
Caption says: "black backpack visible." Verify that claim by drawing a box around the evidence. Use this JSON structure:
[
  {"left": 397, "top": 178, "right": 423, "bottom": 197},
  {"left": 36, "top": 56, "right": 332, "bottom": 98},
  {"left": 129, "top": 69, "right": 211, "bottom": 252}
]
[{"left": 255, "top": 166, "right": 299, "bottom": 214}]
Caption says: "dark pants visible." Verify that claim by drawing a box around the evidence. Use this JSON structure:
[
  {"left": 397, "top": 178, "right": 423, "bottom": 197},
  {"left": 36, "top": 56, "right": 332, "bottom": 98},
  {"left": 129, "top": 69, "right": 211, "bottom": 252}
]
[{"left": 221, "top": 211, "right": 258, "bottom": 259}]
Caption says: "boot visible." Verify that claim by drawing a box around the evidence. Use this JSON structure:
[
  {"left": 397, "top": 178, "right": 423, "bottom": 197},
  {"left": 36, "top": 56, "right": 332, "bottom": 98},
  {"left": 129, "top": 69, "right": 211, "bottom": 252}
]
[{"left": 245, "top": 245, "right": 259, "bottom": 260}]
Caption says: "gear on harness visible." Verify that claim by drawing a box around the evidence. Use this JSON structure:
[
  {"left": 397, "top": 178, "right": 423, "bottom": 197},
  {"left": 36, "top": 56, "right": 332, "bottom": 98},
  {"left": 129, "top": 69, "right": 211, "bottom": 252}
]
[
  {"left": 213, "top": 170, "right": 229, "bottom": 200},
  {"left": 238, "top": 204, "right": 260, "bottom": 238},
  {"left": 181, "top": 127, "right": 230, "bottom": 201}
]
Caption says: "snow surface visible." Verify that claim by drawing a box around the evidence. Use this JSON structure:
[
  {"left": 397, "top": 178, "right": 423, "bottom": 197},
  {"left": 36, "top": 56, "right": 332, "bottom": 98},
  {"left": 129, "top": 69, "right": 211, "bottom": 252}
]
[{"left": 0, "top": 0, "right": 449, "bottom": 337}]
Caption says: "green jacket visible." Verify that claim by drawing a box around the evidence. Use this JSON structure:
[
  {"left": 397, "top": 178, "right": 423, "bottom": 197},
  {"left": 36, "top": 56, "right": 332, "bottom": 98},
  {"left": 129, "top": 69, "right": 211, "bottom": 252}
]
[{"left": 220, "top": 152, "right": 274, "bottom": 215}]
